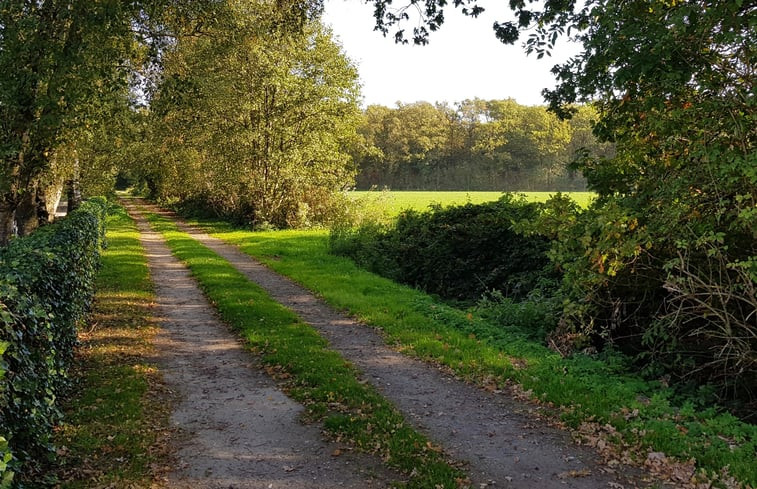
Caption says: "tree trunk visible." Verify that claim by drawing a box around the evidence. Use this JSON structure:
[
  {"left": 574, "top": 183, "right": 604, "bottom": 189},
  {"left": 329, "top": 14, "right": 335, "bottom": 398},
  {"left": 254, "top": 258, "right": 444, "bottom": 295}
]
[
  {"left": 66, "top": 156, "right": 81, "bottom": 212},
  {"left": 36, "top": 184, "right": 50, "bottom": 226},
  {"left": 15, "top": 187, "right": 39, "bottom": 237},
  {"left": 41, "top": 178, "right": 64, "bottom": 222},
  {"left": 0, "top": 203, "right": 15, "bottom": 246}
]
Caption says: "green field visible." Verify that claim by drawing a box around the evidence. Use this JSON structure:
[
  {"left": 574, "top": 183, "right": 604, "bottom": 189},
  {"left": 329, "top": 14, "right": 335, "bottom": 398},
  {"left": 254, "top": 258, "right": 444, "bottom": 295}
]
[{"left": 349, "top": 191, "right": 595, "bottom": 215}]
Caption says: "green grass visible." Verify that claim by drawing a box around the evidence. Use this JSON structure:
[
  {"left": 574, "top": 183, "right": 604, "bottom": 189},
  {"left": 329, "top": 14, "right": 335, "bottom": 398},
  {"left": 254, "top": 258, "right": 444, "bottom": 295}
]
[
  {"left": 53, "top": 204, "right": 170, "bottom": 488},
  {"left": 145, "top": 213, "right": 466, "bottom": 489},
  {"left": 349, "top": 190, "right": 595, "bottom": 215},
  {"left": 187, "top": 221, "right": 757, "bottom": 488}
]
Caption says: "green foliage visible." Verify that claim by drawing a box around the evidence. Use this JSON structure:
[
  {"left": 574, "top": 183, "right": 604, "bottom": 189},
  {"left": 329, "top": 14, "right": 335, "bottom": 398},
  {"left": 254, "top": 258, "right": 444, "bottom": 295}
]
[
  {"left": 331, "top": 194, "right": 557, "bottom": 302},
  {"left": 147, "top": 214, "right": 465, "bottom": 488},
  {"left": 353, "top": 101, "right": 611, "bottom": 191},
  {"left": 0, "top": 198, "right": 107, "bottom": 482},
  {"left": 514, "top": 0, "right": 757, "bottom": 407},
  {"left": 527, "top": 186, "right": 756, "bottom": 411},
  {"left": 135, "top": 5, "right": 361, "bottom": 228},
  {"left": 0, "top": 343, "right": 12, "bottom": 489},
  {"left": 474, "top": 290, "right": 560, "bottom": 342},
  {"left": 0, "top": 436, "right": 12, "bottom": 489},
  {"left": 0, "top": 1, "right": 144, "bottom": 239}
]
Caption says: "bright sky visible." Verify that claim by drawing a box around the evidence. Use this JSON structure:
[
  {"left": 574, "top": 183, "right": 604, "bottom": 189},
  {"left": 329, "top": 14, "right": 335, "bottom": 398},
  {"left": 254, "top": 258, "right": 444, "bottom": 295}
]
[{"left": 322, "top": 0, "right": 581, "bottom": 107}]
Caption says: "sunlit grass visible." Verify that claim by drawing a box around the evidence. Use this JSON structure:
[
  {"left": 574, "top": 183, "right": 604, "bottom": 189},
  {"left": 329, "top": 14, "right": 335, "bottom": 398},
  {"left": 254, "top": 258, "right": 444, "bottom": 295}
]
[
  {"left": 191, "top": 221, "right": 757, "bottom": 487},
  {"left": 349, "top": 190, "right": 595, "bottom": 215},
  {"left": 53, "top": 204, "right": 169, "bottom": 488}
]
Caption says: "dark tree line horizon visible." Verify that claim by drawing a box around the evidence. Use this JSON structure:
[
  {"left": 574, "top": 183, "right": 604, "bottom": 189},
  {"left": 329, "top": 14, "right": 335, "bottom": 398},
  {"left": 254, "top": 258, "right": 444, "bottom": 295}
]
[{"left": 350, "top": 99, "right": 613, "bottom": 192}]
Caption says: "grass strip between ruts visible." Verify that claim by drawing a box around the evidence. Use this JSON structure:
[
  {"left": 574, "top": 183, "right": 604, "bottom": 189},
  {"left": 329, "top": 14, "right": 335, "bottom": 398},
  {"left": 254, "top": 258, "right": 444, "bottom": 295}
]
[
  {"left": 52, "top": 203, "right": 170, "bottom": 488},
  {"left": 185, "top": 223, "right": 757, "bottom": 488},
  {"left": 145, "top": 212, "right": 466, "bottom": 489}
]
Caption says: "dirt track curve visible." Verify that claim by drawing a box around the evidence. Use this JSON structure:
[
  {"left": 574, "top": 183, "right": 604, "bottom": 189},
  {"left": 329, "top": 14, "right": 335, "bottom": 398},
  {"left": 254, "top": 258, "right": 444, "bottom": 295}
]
[{"left": 126, "top": 198, "right": 650, "bottom": 489}]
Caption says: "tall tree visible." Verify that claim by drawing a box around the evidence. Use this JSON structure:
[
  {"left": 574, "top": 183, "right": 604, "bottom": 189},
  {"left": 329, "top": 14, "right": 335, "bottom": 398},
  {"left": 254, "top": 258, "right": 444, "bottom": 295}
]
[
  {"left": 0, "top": 2, "right": 124, "bottom": 241},
  {"left": 144, "top": 3, "right": 360, "bottom": 227},
  {"left": 0, "top": 0, "right": 226, "bottom": 244}
]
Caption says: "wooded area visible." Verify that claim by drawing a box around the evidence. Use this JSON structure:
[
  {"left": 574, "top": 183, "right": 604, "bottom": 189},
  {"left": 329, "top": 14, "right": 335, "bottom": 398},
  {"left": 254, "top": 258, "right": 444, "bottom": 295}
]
[{"left": 352, "top": 100, "right": 613, "bottom": 191}]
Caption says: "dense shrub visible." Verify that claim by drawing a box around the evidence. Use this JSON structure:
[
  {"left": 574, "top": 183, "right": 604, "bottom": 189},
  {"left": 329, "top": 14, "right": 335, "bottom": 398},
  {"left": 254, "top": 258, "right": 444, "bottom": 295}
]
[
  {"left": 330, "top": 194, "right": 557, "bottom": 302},
  {"left": 474, "top": 290, "right": 560, "bottom": 342},
  {"left": 527, "top": 193, "right": 756, "bottom": 415},
  {"left": 0, "top": 198, "right": 107, "bottom": 482}
]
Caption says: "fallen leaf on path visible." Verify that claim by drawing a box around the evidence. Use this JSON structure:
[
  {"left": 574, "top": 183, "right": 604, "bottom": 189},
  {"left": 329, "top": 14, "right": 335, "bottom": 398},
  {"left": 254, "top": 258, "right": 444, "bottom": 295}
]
[{"left": 558, "top": 468, "right": 592, "bottom": 478}]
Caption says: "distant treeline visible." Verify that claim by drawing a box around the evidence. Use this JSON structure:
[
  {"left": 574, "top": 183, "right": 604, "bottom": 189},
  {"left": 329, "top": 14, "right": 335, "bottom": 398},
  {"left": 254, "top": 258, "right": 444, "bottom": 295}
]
[{"left": 351, "top": 99, "right": 614, "bottom": 191}]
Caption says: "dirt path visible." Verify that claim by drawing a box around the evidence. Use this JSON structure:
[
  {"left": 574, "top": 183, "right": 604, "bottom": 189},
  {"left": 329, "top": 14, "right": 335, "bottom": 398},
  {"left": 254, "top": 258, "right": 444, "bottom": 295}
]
[
  {"left": 124, "top": 201, "right": 396, "bottom": 489},
  {"left": 133, "top": 199, "right": 651, "bottom": 489}
]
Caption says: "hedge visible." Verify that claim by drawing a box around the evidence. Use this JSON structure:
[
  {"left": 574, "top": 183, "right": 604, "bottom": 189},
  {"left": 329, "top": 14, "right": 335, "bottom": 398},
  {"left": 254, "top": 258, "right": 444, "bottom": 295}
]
[
  {"left": 330, "top": 194, "right": 557, "bottom": 302},
  {"left": 0, "top": 198, "right": 107, "bottom": 484}
]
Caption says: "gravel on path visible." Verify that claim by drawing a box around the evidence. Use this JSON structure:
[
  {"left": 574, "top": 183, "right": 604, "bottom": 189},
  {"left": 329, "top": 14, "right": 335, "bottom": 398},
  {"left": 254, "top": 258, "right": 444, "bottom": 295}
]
[
  {"left": 136, "top": 200, "right": 651, "bottom": 489},
  {"left": 125, "top": 200, "right": 397, "bottom": 489}
]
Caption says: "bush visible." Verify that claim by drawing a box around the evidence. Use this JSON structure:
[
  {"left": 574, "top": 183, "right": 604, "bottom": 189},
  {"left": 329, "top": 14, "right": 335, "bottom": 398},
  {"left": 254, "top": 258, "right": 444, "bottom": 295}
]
[
  {"left": 527, "top": 191, "right": 757, "bottom": 414},
  {"left": 330, "top": 194, "right": 558, "bottom": 303},
  {"left": 0, "top": 198, "right": 107, "bottom": 482}
]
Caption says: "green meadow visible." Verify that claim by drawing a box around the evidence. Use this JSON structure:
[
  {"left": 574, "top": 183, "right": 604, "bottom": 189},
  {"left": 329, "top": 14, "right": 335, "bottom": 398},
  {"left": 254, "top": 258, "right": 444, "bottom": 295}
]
[{"left": 348, "top": 191, "right": 595, "bottom": 215}]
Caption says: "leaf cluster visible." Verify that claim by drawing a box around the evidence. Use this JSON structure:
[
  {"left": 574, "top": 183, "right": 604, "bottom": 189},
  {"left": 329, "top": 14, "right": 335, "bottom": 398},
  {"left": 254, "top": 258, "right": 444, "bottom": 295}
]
[{"left": 0, "top": 198, "right": 107, "bottom": 484}]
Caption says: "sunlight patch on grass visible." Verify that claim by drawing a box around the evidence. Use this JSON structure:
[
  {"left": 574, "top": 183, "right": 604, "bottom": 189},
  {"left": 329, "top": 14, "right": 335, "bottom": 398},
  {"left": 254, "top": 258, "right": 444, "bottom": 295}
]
[{"left": 53, "top": 204, "right": 170, "bottom": 488}]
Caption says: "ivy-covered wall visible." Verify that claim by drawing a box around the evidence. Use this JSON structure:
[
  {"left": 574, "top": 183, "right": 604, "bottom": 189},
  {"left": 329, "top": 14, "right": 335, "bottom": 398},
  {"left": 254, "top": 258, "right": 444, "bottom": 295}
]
[{"left": 0, "top": 198, "right": 107, "bottom": 485}]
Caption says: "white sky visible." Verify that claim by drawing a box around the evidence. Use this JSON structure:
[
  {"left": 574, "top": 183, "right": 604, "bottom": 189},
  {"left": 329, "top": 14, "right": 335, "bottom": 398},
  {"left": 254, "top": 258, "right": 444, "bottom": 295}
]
[{"left": 322, "top": 0, "right": 581, "bottom": 107}]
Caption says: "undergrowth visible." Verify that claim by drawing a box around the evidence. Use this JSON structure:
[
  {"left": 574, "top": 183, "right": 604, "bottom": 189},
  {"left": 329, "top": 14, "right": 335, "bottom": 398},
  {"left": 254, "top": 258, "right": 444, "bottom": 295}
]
[{"left": 0, "top": 198, "right": 106, "bottom": 485}]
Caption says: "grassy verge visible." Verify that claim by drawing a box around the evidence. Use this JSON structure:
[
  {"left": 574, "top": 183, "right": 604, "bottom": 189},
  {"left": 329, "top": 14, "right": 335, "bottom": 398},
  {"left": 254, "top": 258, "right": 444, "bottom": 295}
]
[
  {"left": 188, "top": 222, "right": 756, "bottom": 488},
  {"left": 52, "top": 204, "right": 170, "bottom": 488},
  {"left": 145, "top": 213, "right": 466, "bottom": 489}
]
